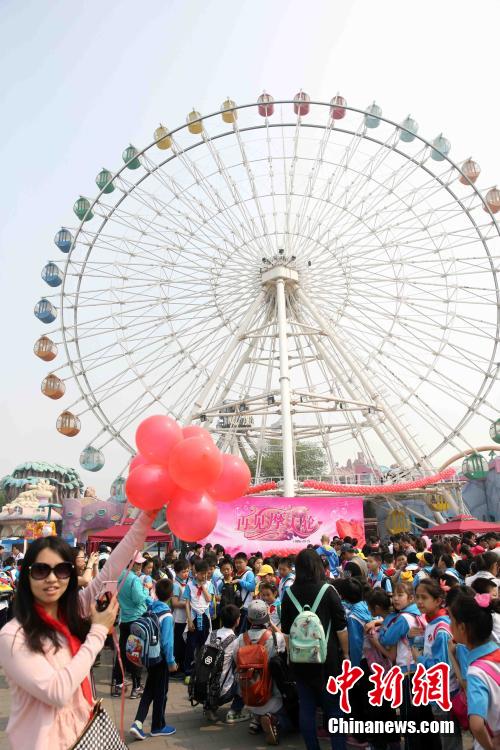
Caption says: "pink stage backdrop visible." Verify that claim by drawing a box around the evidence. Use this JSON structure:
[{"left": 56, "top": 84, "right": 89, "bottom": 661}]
[{"left": 201, "top": 496, "right": 365, "bottom": 556}]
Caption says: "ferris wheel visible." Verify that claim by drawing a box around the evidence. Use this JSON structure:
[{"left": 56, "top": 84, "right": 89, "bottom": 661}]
[{"left": 33, "top": 93, "right": 500, "bottom": 497}]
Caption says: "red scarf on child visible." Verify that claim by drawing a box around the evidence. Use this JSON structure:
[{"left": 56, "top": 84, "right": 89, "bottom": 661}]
[
  {"left": 35, "top": 603, "right": 93, "bottom": 706},
  {"left": 425, "top": 607, "right": 447, "bottom": 623}
]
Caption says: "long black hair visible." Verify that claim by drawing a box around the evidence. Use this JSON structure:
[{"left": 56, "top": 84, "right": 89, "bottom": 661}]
[
  {"left": 14, "top": 536, "right": 90, "bottom": 653},
  {"left": 294, "top": 548, "right": 325, "bottom": 584}
]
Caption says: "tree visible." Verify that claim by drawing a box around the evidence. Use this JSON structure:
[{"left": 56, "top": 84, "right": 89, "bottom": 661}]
[{"left": 246, "top": 440, "right": 327, "bottom": 480}]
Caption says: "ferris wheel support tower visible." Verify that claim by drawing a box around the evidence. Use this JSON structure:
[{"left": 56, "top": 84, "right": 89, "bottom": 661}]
[{"left": 261, "top": 262, "right": 299, "bottom": 496}]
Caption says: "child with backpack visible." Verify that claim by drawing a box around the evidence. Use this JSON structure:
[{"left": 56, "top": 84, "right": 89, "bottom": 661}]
[
  {"left": 366, "top": 552, "right": 393, "bottom": 594},
  {"left": 190, "top": 603, "right": 249, "bottom": 723},
  {"left": 259, "top": 582, "right": 281, "bottom": 630},
  {"left": 218, "top": 558, "right": 244, "bottom": 610},
  {"left": 447, "top": 587, "right": 500, "bottom": 750},
  {"left": 277, "top": 557, "right": 295, "bottom": 600},
  {"left": 378, "top": 580, "right": 436, "bottom": 750},
  {"left": 234, "top": 599, "right": 291, "bottom": 745},
  {"left": 129, "top": 578, "right": 178, "bottom": 740},
  {"left": 233, "top": 552, "right": 256, "bottom": 634},
  {"left": 414, "top": 579, "right": 463, "bottom": 750},
  {"left": 183, "top": 558, "right": 215, "bottom": 683},
  {"left": 171, "top": 558, "right": 189, "bottom": 679}
]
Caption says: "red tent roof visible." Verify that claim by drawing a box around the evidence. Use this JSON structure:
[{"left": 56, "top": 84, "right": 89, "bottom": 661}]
[
  {"left": 424, "top": 514, "right": 500, "bottom": 536},
  {"left": 88, "top": 522, "right": 172, "bottom": 544}
]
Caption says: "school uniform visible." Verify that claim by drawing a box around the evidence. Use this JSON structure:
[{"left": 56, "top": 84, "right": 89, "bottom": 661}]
[
  {"left": 380, "top": 604, "right": 438, "bottom": 750},
  {"left": 233, "top": 568, "right": 255, "bottom": 634},
  {"left": 466, "top": 641, "right": 500, "bottom": 750},
  {"left": 268, "top": 599, "right": 281, "bottom": 629},
  {"left": 278, "top": 572, "right": 295, "bottom": 601},
  {"left": 134, "top": 600, "right": 175, "bottom": 733},
  {"left": 418, "top": 611, "right": 462, "bottom": 750},
  {"left": 368, "top": 569, "right": 392, "bottom": 593},
  {"left": 182, "top": 579, "right": 215, "bottom": 676},
  {"left": 172, "top": 576, "right": 188, "bottom": 672}
]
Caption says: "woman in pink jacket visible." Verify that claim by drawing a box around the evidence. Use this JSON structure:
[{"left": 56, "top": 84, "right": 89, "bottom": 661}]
[{"left": 0, "top": 511, "right": 154, "bottom": 750}]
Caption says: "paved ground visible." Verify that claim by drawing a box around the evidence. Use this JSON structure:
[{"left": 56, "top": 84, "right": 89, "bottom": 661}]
[
  {"left": 0, "top": 650, "right": 473, "bottom": 749},
  {"left": 0, "top": 648, "right": 305, "bottom": 749}
]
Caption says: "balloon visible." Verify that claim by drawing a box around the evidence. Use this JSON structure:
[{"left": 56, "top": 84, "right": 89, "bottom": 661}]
[
  {"left": 182, "top": 425, "right": 213, "bottom": 442},
  {"left": 125, "top": 464, "right": 177, "bottom": 511},
  {"left": 129, "top": 453, "right": 148, "bottom": 473},
  {"left": 171, "top": 486, "right": 213, "bottom": 506},
  {"left": 167, "top": 494, "right": 218, "bottom": 541},
  {"left": 168, "top": 437, "right": 223, "bottom": 491},
  {"left": 208, "top": 454, "right": 251, "bottom": 501},
  {"left": 135, "top": 415, "right": 182, "bottom": 465}
]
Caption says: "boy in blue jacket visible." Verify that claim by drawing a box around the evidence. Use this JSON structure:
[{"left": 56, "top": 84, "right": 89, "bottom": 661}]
[{"left": 130, "top": 578, "right": 178, "bottom": 740}]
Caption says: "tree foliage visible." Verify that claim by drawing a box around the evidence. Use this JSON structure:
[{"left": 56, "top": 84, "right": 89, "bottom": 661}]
[{"left": 246, "top": 440, "right": 327, "bottom": 479}]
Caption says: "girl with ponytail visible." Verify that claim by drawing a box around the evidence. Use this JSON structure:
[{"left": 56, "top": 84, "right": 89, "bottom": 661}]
[
  {"left": 415, "top": 579, "right": 463, "bottom": 750},
  {"left": 447, "top": 587, "right": 500, "bottom": 750}
]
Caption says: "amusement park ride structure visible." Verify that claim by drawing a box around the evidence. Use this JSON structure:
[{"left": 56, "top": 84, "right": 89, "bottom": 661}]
[{"left": 32, "top": 95, "right": 500, "bottom": 526}]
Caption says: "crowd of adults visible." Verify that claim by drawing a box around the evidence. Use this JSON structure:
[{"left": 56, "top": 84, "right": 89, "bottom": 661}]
[{"left": 0, "top": 516, "right": 498, "bottom": 750}]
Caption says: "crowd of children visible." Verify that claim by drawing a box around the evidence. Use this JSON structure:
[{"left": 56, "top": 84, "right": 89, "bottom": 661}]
[{"left": 115, "top": 531, "right": 499, "bottom": 750}]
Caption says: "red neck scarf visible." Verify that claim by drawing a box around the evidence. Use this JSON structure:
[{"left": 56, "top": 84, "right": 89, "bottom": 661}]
[
  {"left": 426, "top": 607, "right": 447, "bottom": 623},
  {"left": 35, "top": 603, "right": 93, "bottom": 706}
]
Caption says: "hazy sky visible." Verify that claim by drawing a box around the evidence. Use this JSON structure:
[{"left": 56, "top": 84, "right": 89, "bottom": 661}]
[{"left": 1, "top": 0, "right": 499, "bottom": 496}]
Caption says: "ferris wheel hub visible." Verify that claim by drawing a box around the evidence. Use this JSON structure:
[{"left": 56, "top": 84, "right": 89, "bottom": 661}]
[{"left": 260, "top": 263, "right": 299, "bottom": 287}]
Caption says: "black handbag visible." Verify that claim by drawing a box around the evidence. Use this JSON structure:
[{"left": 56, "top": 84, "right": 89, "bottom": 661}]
[{"left": 69, "top": 699, "right": 128, "bottom": 750}]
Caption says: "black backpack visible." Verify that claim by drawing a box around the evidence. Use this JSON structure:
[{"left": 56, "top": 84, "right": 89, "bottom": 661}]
[
  {"left": 219, "top": 580, "right": 243, "bottom": 611},
  {"left": 189, "top": 632, "right": 236, "bottom": 708}
]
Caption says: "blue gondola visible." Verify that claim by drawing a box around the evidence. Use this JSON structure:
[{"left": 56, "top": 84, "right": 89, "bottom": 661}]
[
  {"left": 79, "top": 446, "right": 105, "bottom": 472},
  {"left": 399, "top": 116, "right": 418, "bottom": 142},
  {"left": 41, "top": 262, "right": 63, "bottom": 287},
  {"left": 110, "top": 475, "right": 127, "bottom": 501},
  {"left": 431, "top": 134, "right": 451, "bottom": 161},
  {"left": 365, "top": 102, "right": 382, "bottom": 128},
  {"left": 54, "top": 228, "right": 73, "bottom": 253},
  {"left": 34, "top": 298, "right": 57, "bottom": 324}
]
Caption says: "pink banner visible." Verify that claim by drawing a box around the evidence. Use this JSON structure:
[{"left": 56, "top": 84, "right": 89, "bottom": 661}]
[{"left": 201, "top": 496, "right": 365, "bottom": 556}]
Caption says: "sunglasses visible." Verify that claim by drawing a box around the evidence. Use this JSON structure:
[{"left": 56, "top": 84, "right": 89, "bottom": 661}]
[{"left": 29, "top": 562, "right": 74, "bottom": 580}]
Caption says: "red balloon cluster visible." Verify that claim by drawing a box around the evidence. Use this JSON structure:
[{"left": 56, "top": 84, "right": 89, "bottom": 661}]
[
  {"left": 125, "top": 415, "right": 251, "bottom": 541},
  {"left": 303, "top": 467, "right": 455, "bottom": 495},
  {"left": 244, "top": 481, "right": 278, "bottom": 495}
]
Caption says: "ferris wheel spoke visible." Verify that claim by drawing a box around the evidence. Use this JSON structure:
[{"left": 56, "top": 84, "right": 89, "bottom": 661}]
[
  {"left": 162, "top": 139, "right": 265, "bottom": 257},
  {"left": 118, "top": 169, "right": 252, "bottom": 265},
  {"left": 305, "top": 128, "right": 403, "bottom": 243}
]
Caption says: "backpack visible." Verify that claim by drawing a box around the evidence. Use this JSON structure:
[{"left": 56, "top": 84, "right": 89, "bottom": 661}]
[
  {"left": 236, "top": 630, "right": 273, "bottom": 707},
  {"left": 126, "top": 609, "right": 170, "bottom": 668},
  {"left": 189, "top": 631, "right": 236, "bottom": 707},
  {"left": 451, "top": 649, "right": 500, "bottom": 731},
  {"left": 220, "top": 581, "right": 243, "bottom": 611},
  {"left": 286, "top": 583, "right": 331, "bottom": 664}
]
